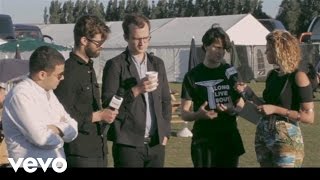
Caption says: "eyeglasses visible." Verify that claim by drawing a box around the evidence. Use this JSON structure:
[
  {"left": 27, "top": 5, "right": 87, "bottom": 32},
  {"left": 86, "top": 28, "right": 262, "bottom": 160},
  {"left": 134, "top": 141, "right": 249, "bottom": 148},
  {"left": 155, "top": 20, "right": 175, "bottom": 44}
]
[
  {"left": 54, "top": 72, "right": 64, "bottom": 80},
  {"left": 131, "top": 36, "right": 151, "bottom": 42},
  {"left": 87, "top": 38, "right": 105, "bottom": 47}
]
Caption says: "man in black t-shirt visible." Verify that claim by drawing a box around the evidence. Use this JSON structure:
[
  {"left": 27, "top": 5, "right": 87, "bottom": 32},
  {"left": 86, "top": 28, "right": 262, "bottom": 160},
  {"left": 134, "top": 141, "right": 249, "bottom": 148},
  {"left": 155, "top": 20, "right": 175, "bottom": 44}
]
[{"left": 181, "top": 24, "right": 245, "bottom": 167}]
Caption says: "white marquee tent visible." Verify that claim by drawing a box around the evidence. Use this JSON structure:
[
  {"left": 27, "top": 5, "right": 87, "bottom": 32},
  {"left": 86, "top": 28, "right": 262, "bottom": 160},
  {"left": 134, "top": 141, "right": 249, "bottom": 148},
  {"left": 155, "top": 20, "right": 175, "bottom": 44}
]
[{"left": 38, "top": 14, "right": 270, "bottom": 82}]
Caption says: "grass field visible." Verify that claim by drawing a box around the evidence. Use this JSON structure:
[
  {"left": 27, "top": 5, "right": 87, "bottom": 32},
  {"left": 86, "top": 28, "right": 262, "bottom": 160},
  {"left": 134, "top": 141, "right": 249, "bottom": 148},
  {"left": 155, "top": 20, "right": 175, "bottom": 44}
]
[{"left": 108, "top": 82, "right": 320, "bottom": 167}]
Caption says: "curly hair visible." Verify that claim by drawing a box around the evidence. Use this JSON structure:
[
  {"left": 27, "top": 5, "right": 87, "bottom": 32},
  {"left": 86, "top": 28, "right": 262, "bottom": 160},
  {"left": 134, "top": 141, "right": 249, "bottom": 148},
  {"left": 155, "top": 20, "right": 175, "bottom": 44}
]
[
  {"left": 73, "top": 15, "right": 110, "bottom": 47},
  {"left": 266, "top": 30, "right": 300, "bottom": 74}
]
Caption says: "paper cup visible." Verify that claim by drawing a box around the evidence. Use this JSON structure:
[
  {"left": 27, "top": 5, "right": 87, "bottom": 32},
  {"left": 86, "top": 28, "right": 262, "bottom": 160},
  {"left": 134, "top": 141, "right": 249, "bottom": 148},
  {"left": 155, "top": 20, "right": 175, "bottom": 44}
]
[
  {"left": 146, "top": 71, "right": 158, "bottom": 91},
  {"left": 146, "top": 71, "right": 158, "bottom": 80}
]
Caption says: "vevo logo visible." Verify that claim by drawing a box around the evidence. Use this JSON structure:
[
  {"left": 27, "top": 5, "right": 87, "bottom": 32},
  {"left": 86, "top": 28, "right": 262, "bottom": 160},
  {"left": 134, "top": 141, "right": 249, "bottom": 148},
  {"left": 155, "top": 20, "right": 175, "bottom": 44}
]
[{"left": 8, "top": 157, "right": 67, "bottom": 173}]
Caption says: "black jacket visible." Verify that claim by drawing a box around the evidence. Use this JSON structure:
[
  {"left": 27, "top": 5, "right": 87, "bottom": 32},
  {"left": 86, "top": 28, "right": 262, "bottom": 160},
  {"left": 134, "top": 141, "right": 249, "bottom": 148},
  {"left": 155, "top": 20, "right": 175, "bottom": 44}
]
[
  {"left": 54, "top": 52, "right": 107, "bottom": 158},
  {"left": 101, "top": 49, "right": 171, "bottom": 147}
]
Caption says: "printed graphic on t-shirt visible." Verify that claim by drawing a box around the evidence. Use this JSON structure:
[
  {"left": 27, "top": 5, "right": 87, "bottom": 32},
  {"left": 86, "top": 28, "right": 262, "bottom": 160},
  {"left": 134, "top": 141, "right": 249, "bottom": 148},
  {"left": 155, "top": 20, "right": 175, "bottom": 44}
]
[{"left": 195, "top": 79, "right": 231, "bottom": 109}]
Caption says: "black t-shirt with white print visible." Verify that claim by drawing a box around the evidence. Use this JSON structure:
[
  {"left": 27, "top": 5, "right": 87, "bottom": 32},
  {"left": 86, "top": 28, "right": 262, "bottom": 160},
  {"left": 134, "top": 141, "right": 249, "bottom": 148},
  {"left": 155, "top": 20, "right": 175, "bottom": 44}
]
[{"left": 181, "top": 63, "right": 242, "bottom": 141}]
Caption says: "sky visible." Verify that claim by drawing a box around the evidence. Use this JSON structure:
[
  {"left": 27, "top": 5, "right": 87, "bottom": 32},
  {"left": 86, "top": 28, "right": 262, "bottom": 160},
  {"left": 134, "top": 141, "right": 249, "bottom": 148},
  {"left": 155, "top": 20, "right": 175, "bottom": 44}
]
[{"left": 0, "top": 0, "right": 282, "bottom": 24}]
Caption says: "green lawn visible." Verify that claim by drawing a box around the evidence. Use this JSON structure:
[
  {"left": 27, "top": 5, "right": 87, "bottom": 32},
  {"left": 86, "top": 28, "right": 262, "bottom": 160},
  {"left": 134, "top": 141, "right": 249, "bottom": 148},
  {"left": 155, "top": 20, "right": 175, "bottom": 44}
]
[{"left": 108, "top": 82, "right": 320, "bottom": 167}]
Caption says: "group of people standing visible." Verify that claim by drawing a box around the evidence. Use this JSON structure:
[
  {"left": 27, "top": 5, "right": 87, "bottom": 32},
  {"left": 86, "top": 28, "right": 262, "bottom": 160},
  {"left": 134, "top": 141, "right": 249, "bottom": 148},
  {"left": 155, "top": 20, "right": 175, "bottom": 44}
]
[
  {"left": 1, "top": 13, "right": 171, "bottom": 168},
  {"left": 0, "top": 12, "right": 316, "bottom": 168}
]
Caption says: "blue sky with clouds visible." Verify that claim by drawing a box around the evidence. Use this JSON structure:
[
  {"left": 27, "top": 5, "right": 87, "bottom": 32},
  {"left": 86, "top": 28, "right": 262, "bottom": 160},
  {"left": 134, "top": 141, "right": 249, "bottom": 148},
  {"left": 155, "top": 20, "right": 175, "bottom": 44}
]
[{"left": 0, "top": 0, "right": 282, "bottom": 24}]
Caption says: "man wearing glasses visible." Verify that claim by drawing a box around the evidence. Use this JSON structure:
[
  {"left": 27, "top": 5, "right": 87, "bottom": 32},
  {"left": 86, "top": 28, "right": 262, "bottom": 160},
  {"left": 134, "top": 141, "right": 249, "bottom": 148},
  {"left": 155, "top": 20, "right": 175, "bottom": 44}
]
[
  {"left": 54, "top": 15, "right": 118, "bottom": 167},
  {"left": 2, "top": 46, "right": 78, "bottom": 162},
  {"left": 101, "top": 13, "right": 171, "bottom": 167}
]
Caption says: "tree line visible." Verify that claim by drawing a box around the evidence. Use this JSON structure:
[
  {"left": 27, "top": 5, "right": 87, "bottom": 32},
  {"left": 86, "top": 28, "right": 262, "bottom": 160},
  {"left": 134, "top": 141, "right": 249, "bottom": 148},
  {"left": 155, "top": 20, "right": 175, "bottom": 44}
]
[
  {"left": 45, "top": 0, "right": 320, "bottom": 37},
  {"left": 45, "top": 0, "right": 268, "bottom": 23}
]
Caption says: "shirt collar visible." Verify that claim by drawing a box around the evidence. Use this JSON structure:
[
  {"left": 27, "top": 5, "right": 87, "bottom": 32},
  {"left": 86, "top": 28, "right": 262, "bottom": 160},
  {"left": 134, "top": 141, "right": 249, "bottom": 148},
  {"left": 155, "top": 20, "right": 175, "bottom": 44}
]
[
  {"left": 130, "top": 52, "right": 147, "bottom": 66},
  {"left": 26, "top": 78, "right": 52, "bottom": 99},
  {"left": 69, "top": 52, "right": 93, "bottom": 66}
]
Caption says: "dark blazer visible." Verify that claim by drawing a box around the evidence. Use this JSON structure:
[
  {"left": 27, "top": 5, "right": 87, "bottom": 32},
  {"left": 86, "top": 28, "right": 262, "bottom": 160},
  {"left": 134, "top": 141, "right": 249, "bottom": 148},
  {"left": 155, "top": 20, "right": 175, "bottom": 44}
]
[
  {"left": 101, "top": 49, "right": 171, "bottom": 147},
  {"left": 54, "top": 52, "right": 107, "bottom": 158}
]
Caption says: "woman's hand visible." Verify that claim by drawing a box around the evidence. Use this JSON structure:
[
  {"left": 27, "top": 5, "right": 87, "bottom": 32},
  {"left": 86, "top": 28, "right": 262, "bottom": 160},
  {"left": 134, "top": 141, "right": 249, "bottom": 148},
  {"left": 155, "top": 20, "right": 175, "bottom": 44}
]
[{"left": 257, "top": 104, "right": 276, "bottom": 115}]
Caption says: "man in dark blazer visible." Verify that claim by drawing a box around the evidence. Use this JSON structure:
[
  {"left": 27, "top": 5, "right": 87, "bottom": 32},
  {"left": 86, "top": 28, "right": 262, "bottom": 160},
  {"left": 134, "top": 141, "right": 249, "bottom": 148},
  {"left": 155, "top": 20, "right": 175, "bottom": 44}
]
[{"left": 101, "top": 13, "right": 171, "bottom": 167}]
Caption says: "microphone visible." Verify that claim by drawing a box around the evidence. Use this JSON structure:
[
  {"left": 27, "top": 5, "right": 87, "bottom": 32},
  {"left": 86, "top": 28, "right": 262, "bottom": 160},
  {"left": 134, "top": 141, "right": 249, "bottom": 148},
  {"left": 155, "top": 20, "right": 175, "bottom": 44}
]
[
  {"left": 225, "top": 66, "right": 241, "bottom": 83},
  {"left": 225, "top": 66, "right": 247, "bottom": 99},
  {"left": 108, "top": 88, "right": 124, "bottom": 110},
  {"left": 101, "top": 89, "right": 124, "bottom": 137}
]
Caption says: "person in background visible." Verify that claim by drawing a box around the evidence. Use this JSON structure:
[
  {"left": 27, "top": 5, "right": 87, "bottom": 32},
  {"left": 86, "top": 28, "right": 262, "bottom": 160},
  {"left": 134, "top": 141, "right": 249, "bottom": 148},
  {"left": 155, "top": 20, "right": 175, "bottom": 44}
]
[
  {"left": 101, "top": 13, "right": 171, "bottom": 167},
  {"left": 0, "top": 82, "right": 9, "bottom": 166},
  {"left": 54, "top": 15, "right": 118, "bottom": 167},
  {"left": 180, "top": 24, "right": 245, "bottom": 167},
  {"left": 236, "top": 30, "right": 314, "bottom": 167},
  {"left": 1, "top": 46, "right": 78, "bottom": 162},
  {"left": 0, "top": 82, "right": 5, "bottom": 109}
]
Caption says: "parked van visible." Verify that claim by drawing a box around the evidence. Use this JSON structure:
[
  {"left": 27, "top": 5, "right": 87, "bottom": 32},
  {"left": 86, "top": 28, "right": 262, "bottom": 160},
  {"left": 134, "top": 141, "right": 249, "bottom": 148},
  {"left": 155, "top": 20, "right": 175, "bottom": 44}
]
[
  {"left": 307, "top": 16, "right": 320, "bottom": 43},
  {"left": 258, "top": 19, "right": 286, "bottom": 32},
  {"left": 0, "top": 14, "right": 15, "bottom": 40},
  {"left": 14, "top": 24, "right": 53, "bottom": 42}
]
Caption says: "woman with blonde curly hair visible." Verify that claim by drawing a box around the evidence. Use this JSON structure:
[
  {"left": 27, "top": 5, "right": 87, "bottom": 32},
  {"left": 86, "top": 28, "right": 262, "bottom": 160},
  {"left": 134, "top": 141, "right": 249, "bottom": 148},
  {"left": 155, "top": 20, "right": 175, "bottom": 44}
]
[{"left": 236, "top": 30, "right": 314, "bottom": 167}]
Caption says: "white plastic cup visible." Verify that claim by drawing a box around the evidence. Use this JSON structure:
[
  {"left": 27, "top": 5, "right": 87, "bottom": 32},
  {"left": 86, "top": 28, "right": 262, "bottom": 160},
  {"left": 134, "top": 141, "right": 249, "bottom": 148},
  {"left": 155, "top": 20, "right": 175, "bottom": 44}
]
[{"left": 146, "top": 71, "right": 158, "bottom": 91}]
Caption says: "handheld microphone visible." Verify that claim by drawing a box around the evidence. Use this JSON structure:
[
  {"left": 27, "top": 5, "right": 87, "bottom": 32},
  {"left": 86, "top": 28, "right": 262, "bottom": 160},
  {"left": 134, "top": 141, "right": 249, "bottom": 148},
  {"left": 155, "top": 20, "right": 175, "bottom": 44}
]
[
  {"left": 225, "top": 66, "right": 240, "bottom": 83},
  {"left": 225, "top": 66, "right": 247, "bottom": 99},
  {"left": 109, "top": 88, "right": 124, "bottom": 110}
]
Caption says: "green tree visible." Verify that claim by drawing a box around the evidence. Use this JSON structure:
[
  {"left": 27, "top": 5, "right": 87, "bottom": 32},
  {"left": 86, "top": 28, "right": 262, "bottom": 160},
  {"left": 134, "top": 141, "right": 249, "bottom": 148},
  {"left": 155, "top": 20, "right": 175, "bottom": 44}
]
[
  {"left": 136, "top": 0, "right": 144, "bottom": 15},
  {"left": 43, "top": 6, "right": 49, "bottom": 24},
  {"left": 141, "top": 0, "right": 150, "bottom": 18},
  {"left": 118, "top": 0, "right": 126, "bottom": 20},
  {"left": 156, "top": 0, "right": 168, "bottom": 18},
  {"left": 175, "top": 0, "right": 187, "bottom": 17},
  {"left": 298, "top": 0, "right": 320, "bottom": 35},
  {"left": 277, "top": 0, "right": 301, "bottom": 35},
  {"left": 73, "top": 0, "right": 85, "bottom": 22},
  {"left": 126, "top": 0, "right": 135, "bottom": 14},
  {"left": 112, "top": 0, "right": 119, "bottom": 20},
  {"left": 149, "top": 0, "right": 157, "bottom": 19},
  {"left": 98, "top": 1, "right": 106, "bottom": 21},
  {"left": 87, "top": 0, "right": 95, "bottom": 15},
  {"left": 167, "top": 0, "right": 175, "bottom": 17},
  {"left": 61, "top": 0, "right": 74, "bottom": 23},
  {"left": 184, "top": 0, "right": 194, "bottom": 17},
  {"left": 252, "top": 0, "right": 269, "bottom": 19},
  {"left": 49, "top": 0, "right": 62, "bottom": 24},
  {"left": 105, "top": 0, "right": 113, "bottom": 21}
]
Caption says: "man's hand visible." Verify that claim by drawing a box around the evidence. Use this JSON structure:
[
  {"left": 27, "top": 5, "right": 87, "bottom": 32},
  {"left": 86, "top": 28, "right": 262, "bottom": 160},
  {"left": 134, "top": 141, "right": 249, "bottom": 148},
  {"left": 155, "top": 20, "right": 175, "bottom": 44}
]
[
  {"left": 196, "top": 101, "right": 217, "bottom": 120},
  {"left": 131, "top": 77, "right": 159, "bottom": 97},
  {"left": 47, "top": 125, "right": 64, "bottom": 137},
  {"left": 162, "top": 136, "right": 168, "bottom": 146},
  {"left": 101, "top": 108, "right": 119, "bottom": 124},
  {"left": 234, "top": 82, "right": 247, "bottom": 93}
]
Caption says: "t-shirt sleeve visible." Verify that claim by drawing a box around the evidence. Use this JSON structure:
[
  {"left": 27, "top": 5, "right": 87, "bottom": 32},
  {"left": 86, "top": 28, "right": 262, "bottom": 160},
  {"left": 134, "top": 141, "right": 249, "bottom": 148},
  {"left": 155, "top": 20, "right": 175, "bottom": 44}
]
[{"left": 181, "top": 73, "right": 193, "bottom": 100}]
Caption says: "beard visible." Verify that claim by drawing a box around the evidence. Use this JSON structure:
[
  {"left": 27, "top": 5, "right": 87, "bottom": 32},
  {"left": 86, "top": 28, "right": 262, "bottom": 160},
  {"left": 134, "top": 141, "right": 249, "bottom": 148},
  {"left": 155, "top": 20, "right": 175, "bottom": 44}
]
[{"left": 85, "top": 46, "right": 100, "bottom": 58}]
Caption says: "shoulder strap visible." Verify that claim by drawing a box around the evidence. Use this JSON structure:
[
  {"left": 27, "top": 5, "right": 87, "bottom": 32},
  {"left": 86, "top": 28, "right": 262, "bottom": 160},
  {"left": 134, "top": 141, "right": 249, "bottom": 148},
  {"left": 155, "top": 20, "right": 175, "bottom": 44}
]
[{"left": 279, "top": 76, "right": 290, "bottom": 98}]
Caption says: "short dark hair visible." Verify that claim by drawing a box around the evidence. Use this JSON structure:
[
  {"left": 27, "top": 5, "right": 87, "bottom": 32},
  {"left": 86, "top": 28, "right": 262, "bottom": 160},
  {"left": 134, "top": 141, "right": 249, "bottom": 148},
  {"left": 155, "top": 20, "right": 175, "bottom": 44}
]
[
  {"left": 122, "top": 13, "right": 150, "bottom": 40},
  {"left": 202, "top": 24, "right": 231, "bottom": 52},
  {"left": 74, "top": 14, "right": 110, "bottom": 47},
  {"left": 29, "top": 46, "right": 65, "bottom": 75}
]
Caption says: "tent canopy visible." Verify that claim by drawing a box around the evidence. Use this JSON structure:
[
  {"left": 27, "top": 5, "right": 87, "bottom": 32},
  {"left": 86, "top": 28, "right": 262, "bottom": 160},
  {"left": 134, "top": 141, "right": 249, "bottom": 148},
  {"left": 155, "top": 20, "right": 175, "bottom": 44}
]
[
  {"left": 37, "top": 14, "right": 270, "bottom": 82},
  {"left": 39, "top": 14, "right": 269, "bottom": 48}
]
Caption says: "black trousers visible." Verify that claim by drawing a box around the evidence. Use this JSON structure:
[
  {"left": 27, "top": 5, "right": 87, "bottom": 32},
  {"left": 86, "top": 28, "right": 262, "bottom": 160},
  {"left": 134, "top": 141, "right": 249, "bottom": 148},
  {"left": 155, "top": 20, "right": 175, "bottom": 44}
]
[
  {"left": 66, "top": 156, "right": 107, "bottom": 167},
  {"left": 191, "top": 142, "right": 239, "bottom": 167},
  {"left": 112, "top": 143, "right": 165, "bottom": 168}
]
